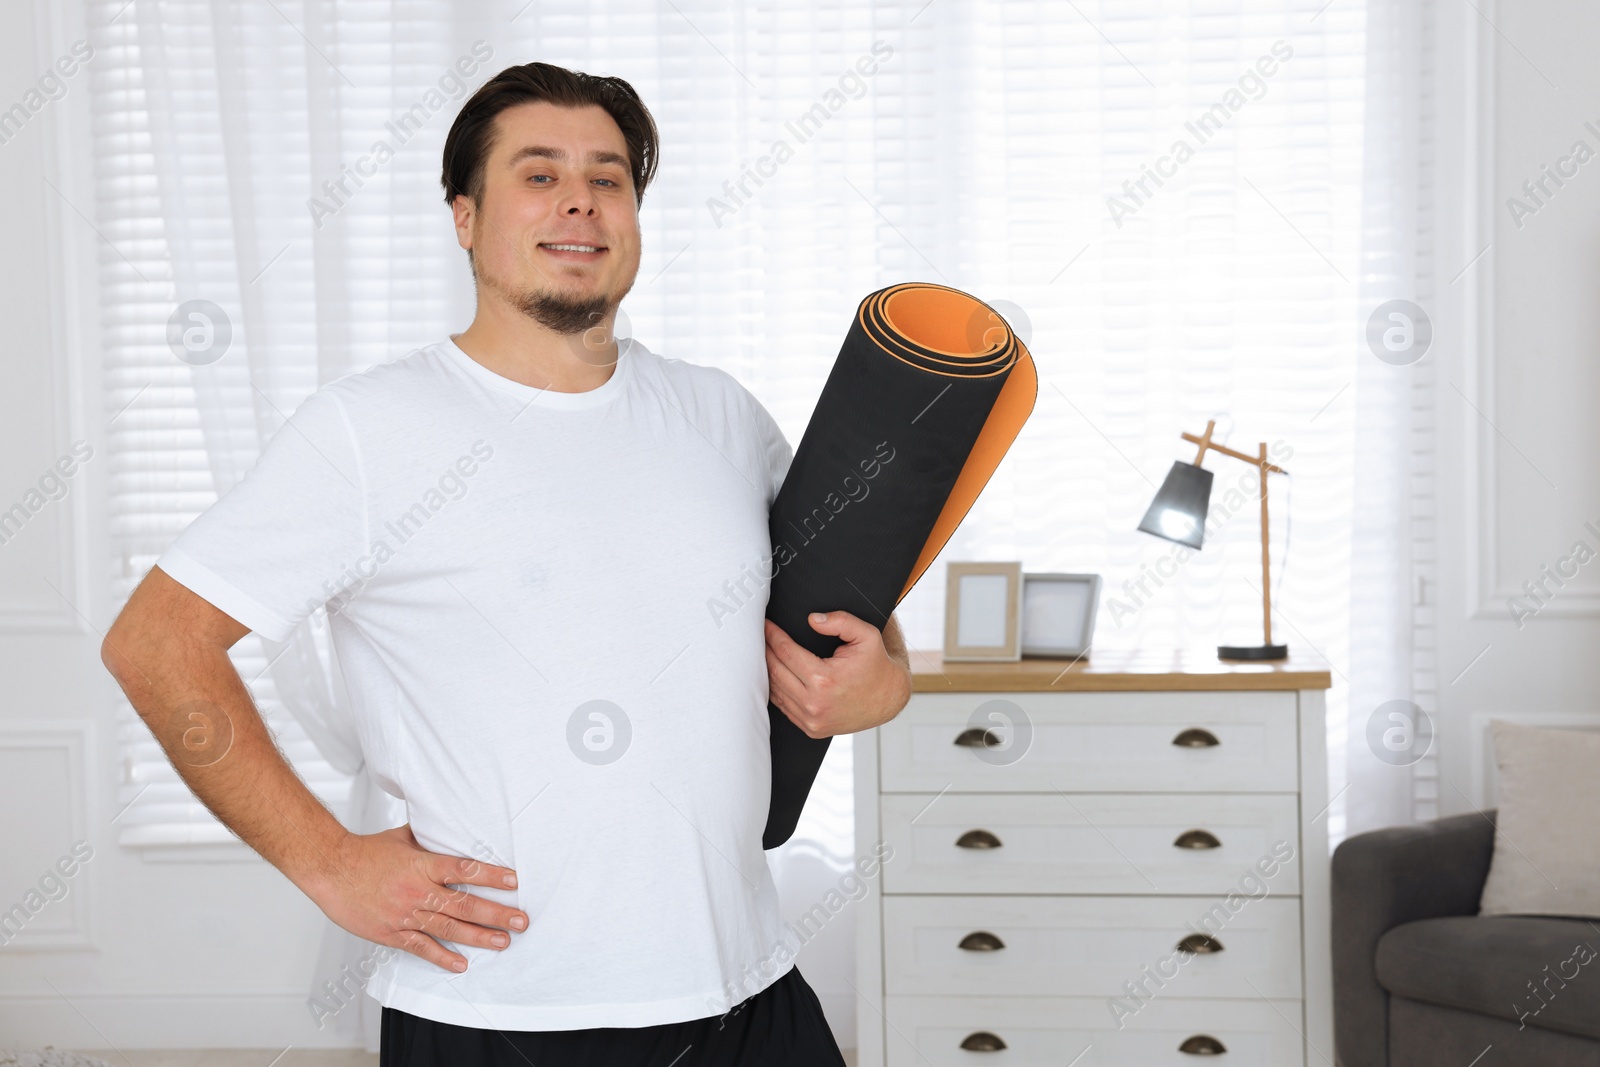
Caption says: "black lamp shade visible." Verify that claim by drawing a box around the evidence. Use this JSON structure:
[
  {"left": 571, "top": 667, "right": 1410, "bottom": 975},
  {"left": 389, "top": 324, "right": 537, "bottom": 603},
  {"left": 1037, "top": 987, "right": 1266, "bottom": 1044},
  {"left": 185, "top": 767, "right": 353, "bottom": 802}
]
[{"left": 1137, "top": 461, "right": 1214, "bottom": 549}]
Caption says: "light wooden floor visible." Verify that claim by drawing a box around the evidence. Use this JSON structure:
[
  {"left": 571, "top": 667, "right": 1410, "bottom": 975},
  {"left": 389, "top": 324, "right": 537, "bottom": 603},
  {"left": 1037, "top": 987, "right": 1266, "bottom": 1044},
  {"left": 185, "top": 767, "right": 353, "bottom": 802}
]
[
  {"left": 60, "top": 1057, "right": 376, "bottom": 1067},
  {"left": 61, "top": 1057, "right": 377, "bottom": 1067},
  {"left": 61, "top": 1050, "right": 858, "bottom": 1066}
]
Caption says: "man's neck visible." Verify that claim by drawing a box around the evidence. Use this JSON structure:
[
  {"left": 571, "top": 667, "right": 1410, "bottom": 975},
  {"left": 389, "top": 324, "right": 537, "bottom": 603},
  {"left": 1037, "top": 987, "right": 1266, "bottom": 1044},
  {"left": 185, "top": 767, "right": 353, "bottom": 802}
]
[{"left": 452, "top": 300, "right": 620, "bottom": 394}]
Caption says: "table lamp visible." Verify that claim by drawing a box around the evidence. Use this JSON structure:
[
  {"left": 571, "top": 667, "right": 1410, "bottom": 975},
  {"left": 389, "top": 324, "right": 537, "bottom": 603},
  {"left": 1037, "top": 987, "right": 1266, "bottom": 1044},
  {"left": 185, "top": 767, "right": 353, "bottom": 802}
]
[{"left": 1136, "top": 419, "right": 1288, "bottom": 661}]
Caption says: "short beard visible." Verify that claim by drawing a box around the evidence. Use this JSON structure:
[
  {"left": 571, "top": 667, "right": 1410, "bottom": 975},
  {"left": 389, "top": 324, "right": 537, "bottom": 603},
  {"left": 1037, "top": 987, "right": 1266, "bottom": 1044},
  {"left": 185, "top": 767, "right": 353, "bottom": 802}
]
[
  {"left": 516, "top": 288, "right": 614, "bottom": 336},
  {"left": 471, "top": 251, "right": 616, "bottom": 336}
]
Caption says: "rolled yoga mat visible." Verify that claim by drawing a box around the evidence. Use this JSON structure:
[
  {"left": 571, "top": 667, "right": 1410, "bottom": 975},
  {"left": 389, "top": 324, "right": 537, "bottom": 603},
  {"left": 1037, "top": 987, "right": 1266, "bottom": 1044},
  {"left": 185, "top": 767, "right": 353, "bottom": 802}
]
[{"left": 763, "top": 281, "right": 1038, "bottom": 849}]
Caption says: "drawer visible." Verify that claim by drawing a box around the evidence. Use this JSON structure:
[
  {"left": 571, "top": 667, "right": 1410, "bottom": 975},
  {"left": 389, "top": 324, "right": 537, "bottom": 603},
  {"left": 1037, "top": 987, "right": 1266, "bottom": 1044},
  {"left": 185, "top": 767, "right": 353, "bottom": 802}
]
[
  {"left": 879, "top": 793, "right": 1300, "bottom": 895},
  {"left": 885, "top": 995, "right": 1305, "bottom": 1066},
  {"left": 880, "top": 691, "right": 1299, "bottom": 794},
  {"left": 883, "top": 895, "right": 1303, "bottom": 998}
]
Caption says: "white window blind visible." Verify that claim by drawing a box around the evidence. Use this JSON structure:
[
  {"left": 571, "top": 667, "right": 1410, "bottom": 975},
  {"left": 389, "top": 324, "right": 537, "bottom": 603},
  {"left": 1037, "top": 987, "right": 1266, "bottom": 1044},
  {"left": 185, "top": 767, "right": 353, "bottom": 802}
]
[{"left": 86, "top": 0, "right": 1405, "bottom": 853}]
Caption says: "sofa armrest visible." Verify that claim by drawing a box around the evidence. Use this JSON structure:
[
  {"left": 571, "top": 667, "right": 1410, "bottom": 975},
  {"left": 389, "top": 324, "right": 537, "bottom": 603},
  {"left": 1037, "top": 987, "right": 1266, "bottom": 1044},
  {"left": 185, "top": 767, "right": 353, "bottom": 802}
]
[{"left": 1330, "top": 811, "right": 1496, "bottom": 1067}]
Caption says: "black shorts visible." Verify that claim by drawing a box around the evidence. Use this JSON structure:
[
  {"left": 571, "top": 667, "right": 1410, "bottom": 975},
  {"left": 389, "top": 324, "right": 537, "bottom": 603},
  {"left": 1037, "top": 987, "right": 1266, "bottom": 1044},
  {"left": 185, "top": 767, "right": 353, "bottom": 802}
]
[{"left": 378, "top": 964, "right": 847, "bottom": 1067}]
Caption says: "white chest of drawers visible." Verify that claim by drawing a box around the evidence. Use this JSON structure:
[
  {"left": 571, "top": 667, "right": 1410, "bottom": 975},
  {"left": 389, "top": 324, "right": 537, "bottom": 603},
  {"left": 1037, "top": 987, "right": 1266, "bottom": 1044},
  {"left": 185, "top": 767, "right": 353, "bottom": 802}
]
[{"left": 854, "top": 651, "right": 1333, "bottom": 1067}]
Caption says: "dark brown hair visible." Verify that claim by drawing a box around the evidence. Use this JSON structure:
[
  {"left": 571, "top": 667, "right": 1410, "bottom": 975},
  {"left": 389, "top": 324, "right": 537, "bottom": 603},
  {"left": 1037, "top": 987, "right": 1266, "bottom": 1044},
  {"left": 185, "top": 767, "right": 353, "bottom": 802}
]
[{"left": 441, "top": 62, "right": 660, "bottom": 209}]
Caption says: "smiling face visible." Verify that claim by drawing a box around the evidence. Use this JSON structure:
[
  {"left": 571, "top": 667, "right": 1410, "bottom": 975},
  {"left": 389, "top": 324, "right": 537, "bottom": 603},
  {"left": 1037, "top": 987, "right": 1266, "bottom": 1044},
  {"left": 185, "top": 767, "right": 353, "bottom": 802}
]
[{"left": 453, "top": 101, "right": 642, "bottom": 337}]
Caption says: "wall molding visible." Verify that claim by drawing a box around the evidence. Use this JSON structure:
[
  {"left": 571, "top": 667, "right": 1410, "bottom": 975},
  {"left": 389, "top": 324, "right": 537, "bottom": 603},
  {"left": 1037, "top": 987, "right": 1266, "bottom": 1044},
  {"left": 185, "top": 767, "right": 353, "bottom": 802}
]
[
  {"left": 0, "top": 0, "right": 100, "bottom": 634},
  {"left": 0, "top": 721, "right": 95, "bottom": 951},
  {"left": 1462, "top": 0, "right": 1503, "bottom": 620},
  {"left": 1462, "top": 0, "right": 1600, "bottom": 620}
]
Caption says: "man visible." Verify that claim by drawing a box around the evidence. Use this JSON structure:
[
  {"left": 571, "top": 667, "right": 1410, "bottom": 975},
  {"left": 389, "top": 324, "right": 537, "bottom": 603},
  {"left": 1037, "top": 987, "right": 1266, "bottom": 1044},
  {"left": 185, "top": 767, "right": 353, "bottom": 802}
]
[{"left": 102, "top": 61, "right": 912, "bottom": 1065}]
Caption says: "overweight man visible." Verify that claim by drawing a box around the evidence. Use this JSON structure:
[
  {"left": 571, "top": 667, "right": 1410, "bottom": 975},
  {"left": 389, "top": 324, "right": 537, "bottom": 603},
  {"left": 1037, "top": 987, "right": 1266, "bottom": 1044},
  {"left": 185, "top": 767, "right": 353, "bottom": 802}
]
[{"left": 102, "top": 60, "right": 912, "bottom": 1066}]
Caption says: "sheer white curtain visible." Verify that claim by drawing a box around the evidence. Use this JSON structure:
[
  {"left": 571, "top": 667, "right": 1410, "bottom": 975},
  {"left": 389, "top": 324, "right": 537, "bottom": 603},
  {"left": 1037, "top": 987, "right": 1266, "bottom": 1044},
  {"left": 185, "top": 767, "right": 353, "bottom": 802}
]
[
  {"left": 91, "top": 0, "right": 1428, "bottom": 1051},
  {"left": 1342, "top": 0, "right": 1436, "bottom": 839}
]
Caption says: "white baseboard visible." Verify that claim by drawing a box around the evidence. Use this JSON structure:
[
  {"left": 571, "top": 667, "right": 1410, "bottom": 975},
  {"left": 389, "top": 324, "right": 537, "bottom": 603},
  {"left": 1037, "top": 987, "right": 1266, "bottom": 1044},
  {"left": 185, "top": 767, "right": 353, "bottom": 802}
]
[
  {"left": 0, "top": 992, "right": 372, "bottom": 1048},
  {"left": 0, "top": 990, "right": 861, "bottom": 1051}
]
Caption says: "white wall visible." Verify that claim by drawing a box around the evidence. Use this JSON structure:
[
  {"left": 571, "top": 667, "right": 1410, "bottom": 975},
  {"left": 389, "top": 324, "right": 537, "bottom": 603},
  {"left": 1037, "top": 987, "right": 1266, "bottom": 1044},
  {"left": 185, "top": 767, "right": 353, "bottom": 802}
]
[
  {"left": 1431, "top": 0, "right": 1600, "bottom": 816},
  {"left": 4, "top": 0, "right": 1591, "bottom": 1049},
  {"left": 0, "top": 0, "right": 357, "bottom": 1046}
]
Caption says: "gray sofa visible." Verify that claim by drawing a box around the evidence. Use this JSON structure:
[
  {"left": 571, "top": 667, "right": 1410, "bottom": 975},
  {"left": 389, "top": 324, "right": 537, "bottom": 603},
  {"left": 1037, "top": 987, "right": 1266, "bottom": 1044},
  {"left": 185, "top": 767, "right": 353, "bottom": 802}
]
[{"left": 1332, "top": 810, "right": 1600, "bottom": 1066}]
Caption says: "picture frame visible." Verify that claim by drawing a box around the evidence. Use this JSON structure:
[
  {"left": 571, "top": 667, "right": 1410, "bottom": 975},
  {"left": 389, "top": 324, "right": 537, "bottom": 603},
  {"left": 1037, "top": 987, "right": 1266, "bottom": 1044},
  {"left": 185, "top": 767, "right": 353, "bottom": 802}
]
[
  {"left": 1019, "top": 572, "right": 1101, "bottom": 659},
  {"left": 942, "top": 561, "right": 1024, "bottom": 662}
]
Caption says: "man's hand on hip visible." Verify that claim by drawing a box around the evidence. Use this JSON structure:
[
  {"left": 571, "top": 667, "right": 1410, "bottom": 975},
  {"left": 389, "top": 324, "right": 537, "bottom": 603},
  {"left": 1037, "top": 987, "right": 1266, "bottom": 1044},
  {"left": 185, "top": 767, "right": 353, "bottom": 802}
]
[
  {"left": 764, "top": 611, "right": 913, "bottom": 739},
  {"left": 306, "top": 823, "right": 527, "bottom": 974}
]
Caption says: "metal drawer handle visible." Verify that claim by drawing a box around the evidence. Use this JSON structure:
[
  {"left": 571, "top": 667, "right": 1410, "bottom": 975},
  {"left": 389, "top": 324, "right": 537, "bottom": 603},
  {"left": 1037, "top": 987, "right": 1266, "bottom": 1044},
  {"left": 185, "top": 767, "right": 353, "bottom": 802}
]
[
  {"left": 954, "top": 727, "right": 1002, "bottom": 748},
  {"left": 1174, "top": 829, "right": 1223, "bottom": 850},
  {"left": 959, "top": 1031, "right": 1008, "bottom": 1052},
  {"left": 1177, "top": 933, "right": 1225, "bottom": 954},
  {"left": 956, "top": 829, "right": 1003, "bottom": 849},
  {"left": 958, "top": 931, "right": 1006, "bottom": 952},
  {"left": 1179, "top": 1034, "right": 1227, "bottom": 1055},
  {"left": 1172, "top": 727, "right": 1221, "bottom": 748}
]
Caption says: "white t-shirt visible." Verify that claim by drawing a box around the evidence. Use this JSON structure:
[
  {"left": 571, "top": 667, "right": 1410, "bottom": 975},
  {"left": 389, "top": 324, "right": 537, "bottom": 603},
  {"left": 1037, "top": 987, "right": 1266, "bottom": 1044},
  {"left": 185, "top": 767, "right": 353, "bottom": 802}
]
[{"left": 156, "top": 334, "right": 801, "bottom": 1031}]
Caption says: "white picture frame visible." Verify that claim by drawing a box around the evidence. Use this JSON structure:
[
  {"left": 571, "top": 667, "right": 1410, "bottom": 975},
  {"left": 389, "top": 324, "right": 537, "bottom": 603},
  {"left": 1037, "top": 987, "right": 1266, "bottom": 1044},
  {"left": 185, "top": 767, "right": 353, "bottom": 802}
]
[
  {"left": 942, "top": 561, "right": 1023, "bottom": 662},
  {"left": 1019, "top": 572, "right": 1101, "bottom": 659}
]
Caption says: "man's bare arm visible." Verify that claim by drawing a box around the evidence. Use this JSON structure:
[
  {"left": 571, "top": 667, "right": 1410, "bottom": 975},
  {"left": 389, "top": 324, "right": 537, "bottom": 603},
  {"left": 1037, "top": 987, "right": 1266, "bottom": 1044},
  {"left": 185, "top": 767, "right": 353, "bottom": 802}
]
[
  {"left": 883, "top": 612, "right": 910, "bottom": 673},
  {"left": 103, "top": 566, "right": 345, "bottom": 890},
  {"left": 101, "top": 566, "right": 527, "bottom": 973}
]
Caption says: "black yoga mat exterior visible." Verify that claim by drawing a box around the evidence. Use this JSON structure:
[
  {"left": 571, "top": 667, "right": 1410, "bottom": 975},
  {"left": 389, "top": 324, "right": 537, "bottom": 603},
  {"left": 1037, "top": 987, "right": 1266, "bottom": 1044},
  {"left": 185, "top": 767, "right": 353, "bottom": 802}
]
[{"left": 762, "top": 282, "right": 1034, "bottom": 849}]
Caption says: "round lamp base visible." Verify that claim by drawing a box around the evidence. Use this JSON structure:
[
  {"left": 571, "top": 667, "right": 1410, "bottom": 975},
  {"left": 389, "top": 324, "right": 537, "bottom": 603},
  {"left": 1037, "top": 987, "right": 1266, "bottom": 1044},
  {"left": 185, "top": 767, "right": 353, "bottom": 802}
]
[{"left": 1218, "top": 643, "right": 1288, "bottom": 661}]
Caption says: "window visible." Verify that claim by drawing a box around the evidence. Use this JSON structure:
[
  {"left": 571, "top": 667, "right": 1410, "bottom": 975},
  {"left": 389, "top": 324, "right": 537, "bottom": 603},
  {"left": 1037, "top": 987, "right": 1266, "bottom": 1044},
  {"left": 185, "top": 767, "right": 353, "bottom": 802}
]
[{"left": 89, "top": 0, "right": 1410, "bottom": 854}]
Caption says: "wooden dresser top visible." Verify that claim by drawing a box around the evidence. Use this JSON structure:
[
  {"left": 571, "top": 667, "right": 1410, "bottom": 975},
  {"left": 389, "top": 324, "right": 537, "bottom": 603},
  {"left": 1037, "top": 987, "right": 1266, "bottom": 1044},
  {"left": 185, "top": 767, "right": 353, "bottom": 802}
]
[{"left": 907, "top": 649, "right": 1334, "bottom": 693}]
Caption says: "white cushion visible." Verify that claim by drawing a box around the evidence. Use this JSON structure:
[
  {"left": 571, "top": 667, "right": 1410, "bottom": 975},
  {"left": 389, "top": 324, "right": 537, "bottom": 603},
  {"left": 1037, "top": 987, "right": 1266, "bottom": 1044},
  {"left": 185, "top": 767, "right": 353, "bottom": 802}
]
[{"left": 1478, "top": 719, "right": 1600, "bottom": 918}]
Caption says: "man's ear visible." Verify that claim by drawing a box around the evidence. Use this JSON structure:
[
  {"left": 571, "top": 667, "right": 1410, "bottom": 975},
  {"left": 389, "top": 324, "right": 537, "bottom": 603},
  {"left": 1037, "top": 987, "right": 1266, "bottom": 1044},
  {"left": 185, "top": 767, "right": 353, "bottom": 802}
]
[{"left": 451, "top": 193, "right": 476, "bottom": 253}]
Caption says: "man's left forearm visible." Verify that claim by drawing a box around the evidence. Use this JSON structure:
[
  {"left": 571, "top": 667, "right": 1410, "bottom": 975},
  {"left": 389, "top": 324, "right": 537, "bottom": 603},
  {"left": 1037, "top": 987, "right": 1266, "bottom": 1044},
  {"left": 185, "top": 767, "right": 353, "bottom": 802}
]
[
  {"left": 883, "top": 612, "right": 910, "bottom": 672},
  {"left": 882, "top": 613, "right": 913, "bottom": 724}
]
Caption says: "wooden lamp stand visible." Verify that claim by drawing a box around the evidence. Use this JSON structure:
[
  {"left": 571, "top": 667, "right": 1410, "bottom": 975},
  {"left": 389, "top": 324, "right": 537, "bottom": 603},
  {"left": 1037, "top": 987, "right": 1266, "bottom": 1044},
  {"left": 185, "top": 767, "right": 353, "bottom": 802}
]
[{"left": 1182, "top": 420, "right": 1288, "bottom": 661}]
